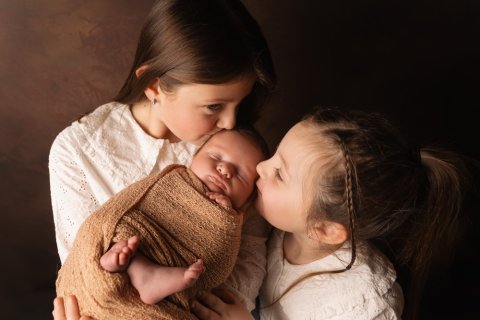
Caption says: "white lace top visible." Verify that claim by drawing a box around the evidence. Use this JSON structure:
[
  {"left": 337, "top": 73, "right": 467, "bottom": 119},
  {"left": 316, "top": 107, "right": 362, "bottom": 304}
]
[
  {"left": 49, "top": 102, "right": 268, "bottom": 310},
  {"left": 259, "top": 230, "right": 404, "bottom": 319}
]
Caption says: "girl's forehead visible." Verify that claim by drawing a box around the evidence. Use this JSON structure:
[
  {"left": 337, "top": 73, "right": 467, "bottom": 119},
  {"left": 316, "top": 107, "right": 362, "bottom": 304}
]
[
  {"left": 280, "top": 121, "right": 316, "bottom": 148},
  {"left": 278, "top": 122, "right": 319, "bottom": 166}
]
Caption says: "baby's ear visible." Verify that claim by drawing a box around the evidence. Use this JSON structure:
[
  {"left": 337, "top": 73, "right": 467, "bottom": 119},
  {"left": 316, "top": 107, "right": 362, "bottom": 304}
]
[{"left": 310, "top": 220, "right": 348, "bottom": 245}]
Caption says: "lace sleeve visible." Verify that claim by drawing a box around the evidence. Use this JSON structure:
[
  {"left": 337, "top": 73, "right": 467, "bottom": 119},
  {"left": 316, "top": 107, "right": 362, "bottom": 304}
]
[
  {"left": 48, "top": 132, "right": 100, "bottom": 264},
  {"left": 222, "top": 211, "right": 272, "bottom": 311}
]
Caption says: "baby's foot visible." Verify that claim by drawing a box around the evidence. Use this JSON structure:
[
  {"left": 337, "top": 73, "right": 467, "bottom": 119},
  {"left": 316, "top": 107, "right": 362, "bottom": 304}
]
[
  {"left": 100, "top": 236, "right": 140, "bottom": 272},
  {"left": 130, "top": 258, "right": 205, "bottom": 304}
]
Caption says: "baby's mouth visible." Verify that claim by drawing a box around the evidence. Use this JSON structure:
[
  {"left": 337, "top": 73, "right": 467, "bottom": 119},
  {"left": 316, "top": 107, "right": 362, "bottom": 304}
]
[{"left": 208, "top": 175, "right": 227, "bottom": 194}]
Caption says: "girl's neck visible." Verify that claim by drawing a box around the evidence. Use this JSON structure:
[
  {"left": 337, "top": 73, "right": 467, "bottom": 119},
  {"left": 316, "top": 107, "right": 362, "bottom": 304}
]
[
  {"left": 283, "top": 232, "right": 341, "bottom": 265},
  {"left": 130, "top": 100, "right": 179, "bottom": 141}
]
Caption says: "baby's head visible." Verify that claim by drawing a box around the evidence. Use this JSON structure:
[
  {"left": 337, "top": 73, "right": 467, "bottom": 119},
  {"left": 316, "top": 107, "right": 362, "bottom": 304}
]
[
  {"left": 191, "top": 127, "right": 269, "bottom": 209},
  {"left": 256, "top": 107, "right": 426, "bottom": 257}
]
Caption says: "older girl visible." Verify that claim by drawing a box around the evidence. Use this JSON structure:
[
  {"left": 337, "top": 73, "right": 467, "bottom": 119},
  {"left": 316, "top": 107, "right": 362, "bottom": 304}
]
[{"left": 50, "top": 0, "right": 275, "bottom": 314}]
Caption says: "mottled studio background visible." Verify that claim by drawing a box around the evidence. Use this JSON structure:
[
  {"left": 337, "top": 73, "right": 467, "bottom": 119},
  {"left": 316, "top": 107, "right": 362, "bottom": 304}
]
[{"left": 1, "top": 0, "right": 479, "bottom": 319}]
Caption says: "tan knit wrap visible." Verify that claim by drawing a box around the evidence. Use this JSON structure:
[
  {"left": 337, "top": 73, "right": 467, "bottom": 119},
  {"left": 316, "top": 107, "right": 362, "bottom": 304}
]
[{"left": 56, "top": 165, "right": 243, "bottom": 319}]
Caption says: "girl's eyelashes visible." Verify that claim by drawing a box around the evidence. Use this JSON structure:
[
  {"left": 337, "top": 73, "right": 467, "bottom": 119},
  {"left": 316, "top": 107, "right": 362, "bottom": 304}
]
[{"left": 206, "top": 104, "right": 223, "bottom": 112}]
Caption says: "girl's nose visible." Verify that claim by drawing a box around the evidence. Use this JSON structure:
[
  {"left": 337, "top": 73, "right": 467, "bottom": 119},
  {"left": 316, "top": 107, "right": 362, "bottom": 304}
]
[
  {"left": 217, "top": 162, "right": 233, "bottom": 179},
  {"left": 216, "top": 109, "right": 236, "bottom": 130}
]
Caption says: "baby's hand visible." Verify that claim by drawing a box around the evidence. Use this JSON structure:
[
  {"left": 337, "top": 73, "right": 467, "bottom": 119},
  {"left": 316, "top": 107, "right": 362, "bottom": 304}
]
[{"left": 206, "top": 191, "right": 232, "bottom": 209}]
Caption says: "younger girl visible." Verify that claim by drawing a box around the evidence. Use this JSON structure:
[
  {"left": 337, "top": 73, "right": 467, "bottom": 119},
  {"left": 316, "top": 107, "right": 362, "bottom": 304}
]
[
  {"left": 192, "top": 107, "right": 472, "bottom": 319},
  {"left": 50, "top": 0, "right": 275, "bottom": 313}
]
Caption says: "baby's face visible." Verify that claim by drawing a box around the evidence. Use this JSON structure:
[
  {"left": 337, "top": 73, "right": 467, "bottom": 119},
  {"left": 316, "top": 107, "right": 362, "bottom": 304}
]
[{"left": 190, "top": 130, "right": 264, "bottom": 209}]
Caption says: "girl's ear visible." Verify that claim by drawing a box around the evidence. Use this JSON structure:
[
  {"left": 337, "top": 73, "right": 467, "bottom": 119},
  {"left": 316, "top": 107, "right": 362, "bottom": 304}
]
[
  {"left": 143, "top": 78, "right": 162, "bottom": 102},
  {"left": 310, "top": 220, "right": 348, "bottom": 245},
  {"left": 135, "top": 65, "right": 162, "bottom": 102}
]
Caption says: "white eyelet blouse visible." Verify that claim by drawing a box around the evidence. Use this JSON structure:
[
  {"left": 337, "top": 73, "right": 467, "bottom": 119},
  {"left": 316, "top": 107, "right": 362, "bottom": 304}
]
[{"left": 259, "top": 230, "right": 404, "bottom": 319}]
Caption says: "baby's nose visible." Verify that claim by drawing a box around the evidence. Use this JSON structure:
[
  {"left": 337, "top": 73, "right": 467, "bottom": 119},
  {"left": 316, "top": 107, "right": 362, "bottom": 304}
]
[{"left": 217, "top": 163, "right": 232, "bottom": 179}]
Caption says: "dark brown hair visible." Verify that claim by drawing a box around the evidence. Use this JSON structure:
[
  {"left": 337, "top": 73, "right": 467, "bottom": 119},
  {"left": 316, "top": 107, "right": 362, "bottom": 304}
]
[
  {"left": 300, "top": 106, "right": 473, "bottom": 319},
  {"left": 198, "top": 125, "right": 270, "bottom": 161},
  {"left": 114, "top": 0, "right": 276, "bottom": 126}
]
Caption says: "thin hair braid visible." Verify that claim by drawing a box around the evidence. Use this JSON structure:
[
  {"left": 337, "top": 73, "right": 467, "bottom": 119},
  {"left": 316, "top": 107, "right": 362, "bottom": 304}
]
[
  {"left": 261, "top": 138, "right": 359, "bottom": 309},
  {"left": 340, "top": 140, "right": 357, "bottom": 270}
]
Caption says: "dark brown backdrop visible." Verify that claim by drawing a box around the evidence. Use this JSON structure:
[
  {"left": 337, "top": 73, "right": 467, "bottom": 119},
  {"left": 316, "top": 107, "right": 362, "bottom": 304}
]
[{"left": 1, "top": 0, "right": 478, "bottom": 319}]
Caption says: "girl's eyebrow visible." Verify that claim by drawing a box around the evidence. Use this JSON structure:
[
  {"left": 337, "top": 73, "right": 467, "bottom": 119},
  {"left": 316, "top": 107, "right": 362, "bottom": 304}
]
[{"left": 203, "top": 98, "right": 230, "bottom": 104}]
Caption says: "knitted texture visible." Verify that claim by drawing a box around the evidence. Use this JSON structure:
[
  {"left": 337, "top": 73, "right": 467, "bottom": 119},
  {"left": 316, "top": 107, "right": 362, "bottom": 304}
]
[{"left": 56, "top": 165, "right": 243, "bottom": 319}]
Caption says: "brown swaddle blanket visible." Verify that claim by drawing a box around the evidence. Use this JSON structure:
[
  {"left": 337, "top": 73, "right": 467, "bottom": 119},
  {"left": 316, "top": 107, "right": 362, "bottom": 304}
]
[{"left": 56, "top": 164, "right": 243, "bottom": 320}]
